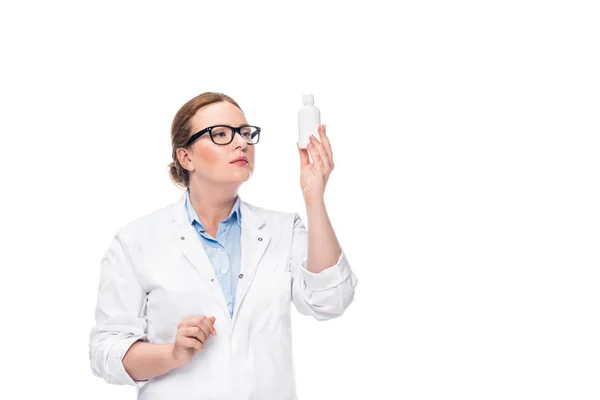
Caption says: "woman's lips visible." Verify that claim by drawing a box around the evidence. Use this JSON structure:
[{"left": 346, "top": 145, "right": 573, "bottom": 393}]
[{"left": 231, "top": 160, "right": 248, "bottom": 166}]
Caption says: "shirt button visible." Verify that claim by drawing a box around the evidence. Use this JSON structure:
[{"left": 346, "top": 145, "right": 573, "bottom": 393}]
[
  {"left": 218, "top": 247, "right": 223, "bottom": 252},
  {"left": 221, "top": 268, "right": 228, "bottom": 274},
  {"left": 238, "top": 274, "right": 243, "bottom": 279}
]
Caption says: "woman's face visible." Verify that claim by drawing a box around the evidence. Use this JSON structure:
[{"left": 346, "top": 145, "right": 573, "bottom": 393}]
[{"left": 181, "top": 101, "right": 255, "bottom": 186}]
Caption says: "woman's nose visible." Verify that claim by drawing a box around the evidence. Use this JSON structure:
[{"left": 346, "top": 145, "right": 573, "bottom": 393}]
[{"left": 232, "top": 131, "right": 248, "bottom": 147}]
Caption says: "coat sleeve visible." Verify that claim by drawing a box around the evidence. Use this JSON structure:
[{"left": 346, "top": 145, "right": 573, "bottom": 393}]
[
  {"left": 89, "top": 231, "right": 149, "bottom": 388},
  {"left": 289, "top": 213, "right": 358, "bottom": 320}
]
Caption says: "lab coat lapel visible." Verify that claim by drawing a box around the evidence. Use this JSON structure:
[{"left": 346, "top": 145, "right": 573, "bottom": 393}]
[
  {"left": 233, "top": 200, "right": 271, "bottom": 320},
  {"left": 170, "top": 193, "right": 229, "bottom": 317}
]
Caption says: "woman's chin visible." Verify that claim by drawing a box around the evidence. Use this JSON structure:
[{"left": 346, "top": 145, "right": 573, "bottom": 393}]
[{"left": 225, "top": 171, "right": 252, "bottom": 183}]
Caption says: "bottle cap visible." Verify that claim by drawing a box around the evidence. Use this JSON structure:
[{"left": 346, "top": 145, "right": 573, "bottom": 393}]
[{"left": 302, "top": 94, "right": 314, "bottom": 105}]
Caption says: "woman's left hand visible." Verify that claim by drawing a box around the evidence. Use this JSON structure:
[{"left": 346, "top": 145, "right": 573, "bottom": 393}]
[{"left": 297, "top": 124, "right": 335, "bottom": 207}]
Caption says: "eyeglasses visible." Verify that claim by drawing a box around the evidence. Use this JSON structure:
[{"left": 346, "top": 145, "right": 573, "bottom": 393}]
[{"left": 186, "top": 125, "right": 261, "bottom": 146}]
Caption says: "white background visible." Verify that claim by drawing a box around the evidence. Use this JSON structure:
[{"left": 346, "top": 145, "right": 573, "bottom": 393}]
[{"left": 1, "top": 1, "right": 599, "bottom": 399}]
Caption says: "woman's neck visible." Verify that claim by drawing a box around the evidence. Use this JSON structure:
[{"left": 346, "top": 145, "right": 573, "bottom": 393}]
[{"left": 188, "top": 183, "right": 239, "bottom": 227}]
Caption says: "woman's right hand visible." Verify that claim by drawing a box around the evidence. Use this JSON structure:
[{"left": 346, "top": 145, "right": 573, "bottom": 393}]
[{"left": 170, "top": 315, "right": 217, "bottom": 368}]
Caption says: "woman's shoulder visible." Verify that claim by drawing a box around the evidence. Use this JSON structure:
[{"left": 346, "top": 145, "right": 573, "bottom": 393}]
[
  {"left": 114, "top": 196, "right": 183, "bottom": 238},
  {"left": 240, "top": 200, "right": 300, "bottom": 239},
  {"left": 241, "top": 199, "right": 299, "bottom": 221}
]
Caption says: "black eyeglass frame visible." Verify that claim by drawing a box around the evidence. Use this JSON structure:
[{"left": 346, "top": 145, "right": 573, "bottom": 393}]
[{"left": 185, "top": 125, "right": 261, "bottom": 146}]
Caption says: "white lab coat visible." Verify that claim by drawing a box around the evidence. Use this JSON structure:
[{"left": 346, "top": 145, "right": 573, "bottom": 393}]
[{"left": 89, "top": 192, "right": 358, "bottom": 399}]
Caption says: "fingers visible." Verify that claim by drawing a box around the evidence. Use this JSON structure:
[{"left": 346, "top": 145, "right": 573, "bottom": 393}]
[
  {"left": 205, "top": 317, "right": 216, "bottom": 336},
  {"left": 319, "top": 124, "right": 334, "bottom": 167},
  {"left": 306, "top": 138, "right": 322, "bottom": 171},
  {"left": 177, "top": 315, "right": 217, "bottom": 352},
  {"left": 308, "top": 133, "right": 332, "bottom": 171},
  {"left": 181, "top": 326, "right": 209, "bottom": 348},
  {"left": 180, "top": 315, "right": 216, "bottom": 336},
  {"left": 181, "top": 335, "right": 204, "bottom": 351},
  {"left": 297, "top": 142, "right": 311, "bottom": 168},
  {"left": 299, "top": 124, "right": 334, "bottom": 172}
]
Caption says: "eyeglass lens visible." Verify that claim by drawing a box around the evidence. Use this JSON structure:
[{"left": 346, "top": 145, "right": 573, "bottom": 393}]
[{"left": 211, "top": 126, "right": 259, "bottom": 144}]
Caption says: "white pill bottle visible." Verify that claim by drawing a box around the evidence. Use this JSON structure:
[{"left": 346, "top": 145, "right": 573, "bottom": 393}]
[{"left": 298, "top": 94, "right": 321, "bottom": 149}]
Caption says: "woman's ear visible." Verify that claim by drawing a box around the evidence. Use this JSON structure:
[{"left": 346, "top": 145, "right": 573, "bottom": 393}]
[{"left": 177, "top": 148, "right": 194, "bottom": 172}]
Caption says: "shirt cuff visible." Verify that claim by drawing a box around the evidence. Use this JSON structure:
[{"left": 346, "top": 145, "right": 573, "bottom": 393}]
[
  {"left": 299, "top": 249, "right": 350, "bottom": 292},
  {"left": 108, "top": 335, "right": 149, "bottom": 388}
]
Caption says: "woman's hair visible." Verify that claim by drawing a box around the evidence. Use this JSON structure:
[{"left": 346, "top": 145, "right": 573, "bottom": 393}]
[{"left": 168, "top": 92, "right": 243, "bottom": 188}]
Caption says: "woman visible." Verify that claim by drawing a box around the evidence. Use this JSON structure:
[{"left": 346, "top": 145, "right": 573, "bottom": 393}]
[{"left": 89, "top": 92, "right": 358, "bottom": 399}]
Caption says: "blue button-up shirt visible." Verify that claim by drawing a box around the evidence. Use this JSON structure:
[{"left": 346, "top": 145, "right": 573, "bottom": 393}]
[{"left": 184, "top": 188, "right": 242, "bottom": 317}]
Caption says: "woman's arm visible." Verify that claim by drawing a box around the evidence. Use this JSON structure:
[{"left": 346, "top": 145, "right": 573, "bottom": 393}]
[
  {"left": 90, "top": 231, "right": 216, "bottom": 385},
  {"left": 291, "top": 124, "right": 357, "bottom": 320},
  {"left": 124, "top": 315, "right": 216, "bottom": 381},
  {"left": 289, "top": 211, "right": 357, "bottom": 320},
  {"left": 305, "top": 200, "right": 342, "bottom": 274},
  {"left": 89, "top": 232, "right": 149, "bottom": 387},
  {"left": 122, "top": 342, "right": 179, "bottom": 382},
  {"left": 89, "top": 232, "right": 179, "bottom": 387}
]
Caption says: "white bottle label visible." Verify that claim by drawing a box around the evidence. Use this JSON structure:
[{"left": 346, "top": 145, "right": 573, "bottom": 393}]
[{"left": 298, "top": 106, "right": 321, "bottom": 149}]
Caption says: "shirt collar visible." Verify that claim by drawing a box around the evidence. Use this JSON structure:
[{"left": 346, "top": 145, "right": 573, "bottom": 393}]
[{"left": 184, "top": 187, "right": 242, "bottom": 231}]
